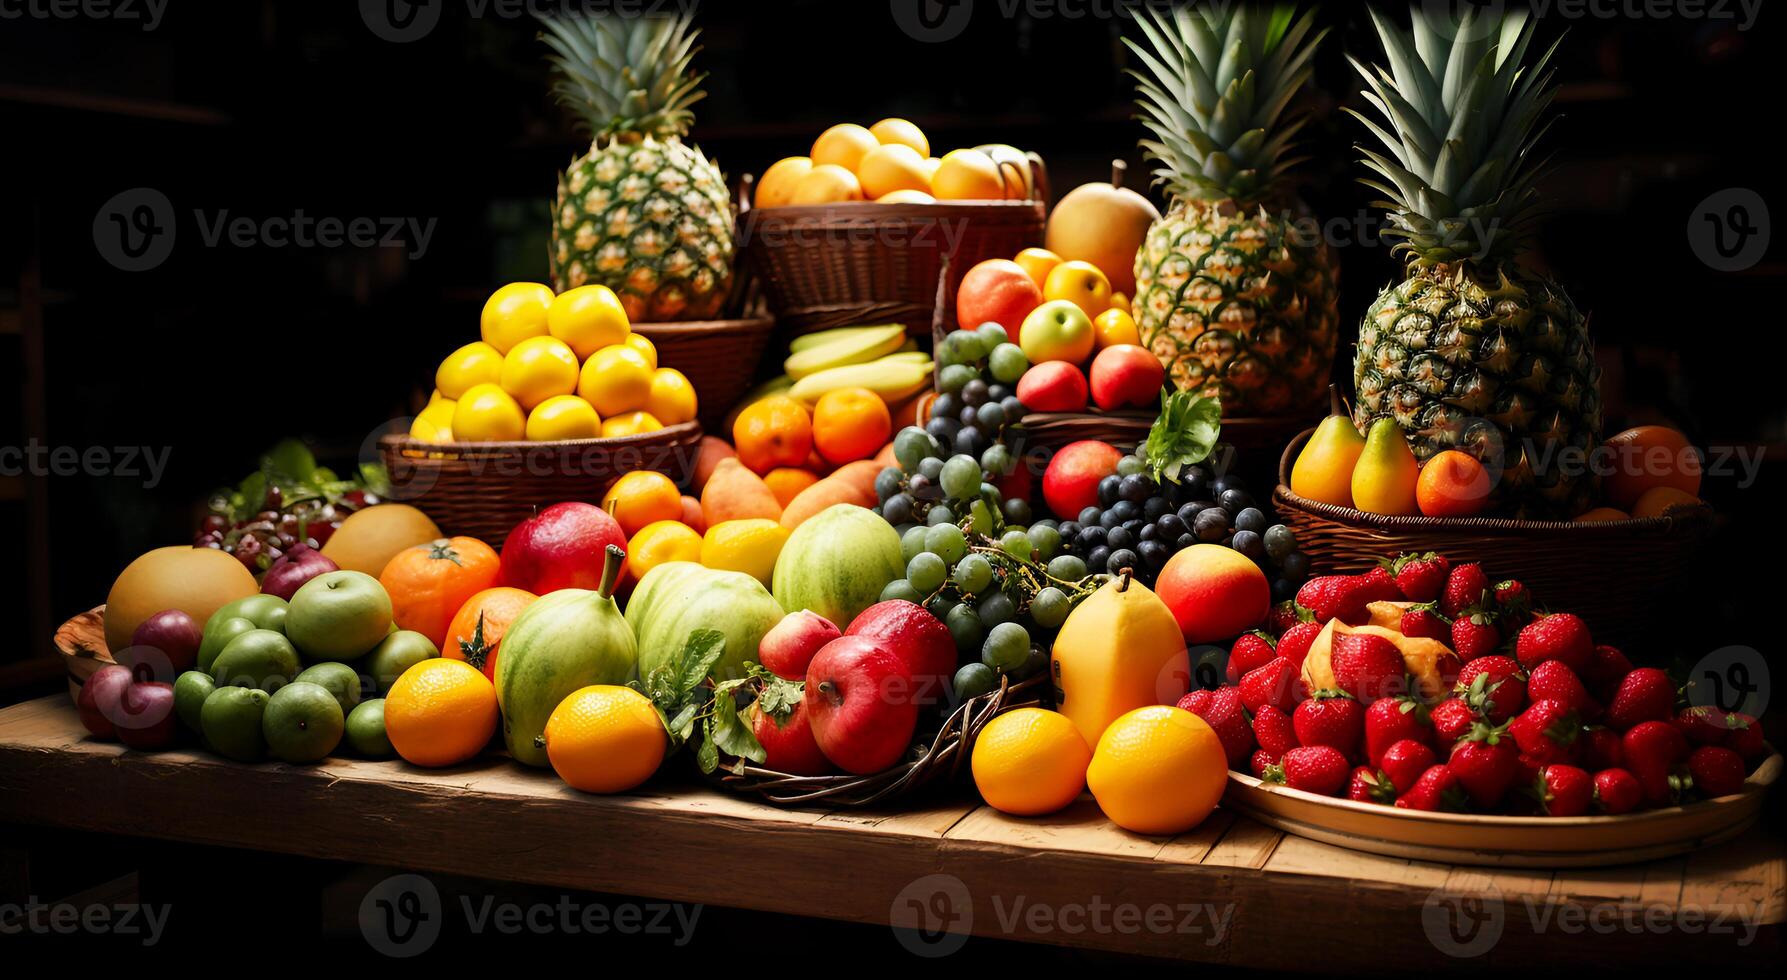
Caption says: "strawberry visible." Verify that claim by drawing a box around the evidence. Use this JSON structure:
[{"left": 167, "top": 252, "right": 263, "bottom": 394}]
[
  {"left": 1365, "top": 694, "right": 1431, "bottom": 765},
  {"left": 1292, "top": 691, "right": 1363, "bottom": 758},
  {"left": 1671, "top": 705, "right": 1733, "bottom": 745},
  {"left": 1441, "top": 563, "right": 1491, "bottom": 617},
  {"left": 1525, "top": 660, "right": 1599, "bottom": 719},
  {"left": 1378, "top": 738, "right": 1436, "bottom": 794},
  {"left": 1263, "top": 600, "right": 1306, "bottom": 637},
  {"left": 1239, "top": 656, "right": 1303, "bottom": 714},
  {"left": 1274, "top": 621, "right": 1323, "bottom": 668},
  {"left": 1724, "top": 713, "right": 1766, "bottom": 762},
  {"left": 1390, "top": 552, "right": 1450, "bottom": 603},
  {"left": 1493, "top": 578, "right": 1531, "bottom": 616},
  {"left": 1514, "top": 613, "right": 1594, "bottom": 673},
  {"left": 1348, "top": 766, "right": 1396, "bottom": 804},
  {"left": 1266, "top": 745, "right": 1349, "bottom": 796},
  {"left": 1455, "top": 655, "right": 1526, "bottom": 722},
  {"left": 1329, "top": 631, "right": 1407, "bottom": 704},
  {"left": 1252, "top": 703, "right": 1299, "bottom": 759},
  {"left": 1225, "top": 631, "right": 1278, "bottom": 684},
  {"left": 1355, "top": 566, "right": 1404, "bottom": 605},
  {"left": 1396, "top": 764, "right": 1466, "bottom": 811},
  {"left": 1249, "top": 749, "right": 1276, "bottom": 778},
  {"left": 1508, "top": 699, "right": 1580, "bottom": 766},
  {"left": 1181, "top": 687, "right": 1253, "bottom": 768},
  {"left": 1450, "top": 612, "right": 1501, "bottom": 660},
  {"left": 1622, "top": 719, "right": 1688, "bottom": 805},
  {"left": 1584, "top": 644, "right": 1633, "bottom": 687},
  {"left": 1530, "top": 764, "right": 1592, "bottom": 816},
  {"left": 1592, "top": 768, "right": 1642, "bottom": 814},
  {"left": 1449, "top": 723, "right": 1521, "bottom": 809},
  {"left": 1604, "top": 667, "right": 1677, "bottom": 731},
  {"left": 1430, "top": 697, "right": 1479, "bottom": 746},
  {"left": 1398, "top": 602, "right": 1449, "bottom": 641},
  {"left": 1177, "top": 689, "right": 1212, "bottom": 713},
  {"left": 1296, "top": 575, "right": 1370, "bottom": 624},
  {"left": 1578, "top": 726, "right": 1624, "bottom": 770},
  {"left": 1687, "top": 745, "right": 1746, "bottom": 799}
]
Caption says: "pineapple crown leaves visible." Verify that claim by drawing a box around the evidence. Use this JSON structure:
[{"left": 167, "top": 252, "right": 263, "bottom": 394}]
[
  {"left": 1345, "top": 5, "right": 1562, "bottom": 267},
  {"left": 539, "top": 10, "right": 706, "bottom": 142},
  {"left": 1123, "top": 3, "right": 1329, "bottom": 207}
]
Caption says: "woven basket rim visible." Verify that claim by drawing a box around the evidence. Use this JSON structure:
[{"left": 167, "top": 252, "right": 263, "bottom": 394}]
[
  {"left": 379, "top": 420, "right": 700, "bottom": 456},
  {"left": 743, "top": 199, "right": 1046, "bottom": 219},
  {"left": 630, "top": 315, "right": 775, "bottom": 335},
  {"left": 1275, "top": 427, "right": 1713, "bottom": 534}
]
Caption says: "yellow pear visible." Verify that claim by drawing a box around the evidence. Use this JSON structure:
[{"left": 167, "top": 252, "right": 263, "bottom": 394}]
[
  {"left": 1290, "top": 413, "right": 1366, "bottom": 507},
  {"left": 1351, "top": 417, "right": 1421, "bottom": 516}
]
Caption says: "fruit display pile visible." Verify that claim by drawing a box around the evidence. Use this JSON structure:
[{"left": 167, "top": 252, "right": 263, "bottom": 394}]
[
  {"left": 197, "top": 439, "right": 383, "bottom": 573},
  {"left": 754, "top": 119, "right": 1035, "bottom": 207}
]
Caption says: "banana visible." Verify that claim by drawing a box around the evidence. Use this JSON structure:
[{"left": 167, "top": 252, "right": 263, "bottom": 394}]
[
  {"left": 879, "top": 351, "right": 935, "bottom": 367},
  {"left": 787, "top": 323, "right": 906, "bottom": 353},
  {"left": 784, "top": 324, "right": 908, "bottom": 379},
  {"left": 788, "top": 360, "right": 931, "bottom": 406}
]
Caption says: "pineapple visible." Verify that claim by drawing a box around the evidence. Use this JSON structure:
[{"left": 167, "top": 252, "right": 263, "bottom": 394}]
[
  {"left": 541, "top": 11, "right": 733, "bottom": 322},
  {"left": 1349, "top": 7, "right": 1600, "bottom": 517},
  {"left": 1125, "top": 4, "right": 1339, "bottom": 417}
]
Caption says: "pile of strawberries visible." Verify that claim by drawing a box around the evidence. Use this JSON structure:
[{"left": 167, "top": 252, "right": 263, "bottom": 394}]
[{"left": 1178, "top": 552, "right": 1770, "bottom": 816}]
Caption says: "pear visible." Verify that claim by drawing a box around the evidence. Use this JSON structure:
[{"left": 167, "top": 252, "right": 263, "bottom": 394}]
[
  {"left": 1351, "top": 418, "right": 1421, "bottom": 516},
  {"left": 1290, "top": 413, "right": 1366, "bottom": 507}
]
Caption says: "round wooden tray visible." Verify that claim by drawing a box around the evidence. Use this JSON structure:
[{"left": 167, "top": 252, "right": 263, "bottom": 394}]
[{"left": 1222, "top": 752, "right": 1780, "bottom": 867}]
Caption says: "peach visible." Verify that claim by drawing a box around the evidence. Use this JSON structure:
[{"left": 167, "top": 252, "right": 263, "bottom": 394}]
[
  {"left": 759, "top": 609, "right": 841, "bottom": 680},
  {"left": 1415, "top": 450, "right": 1492, "bottom": 517},
  {"left": 956, "top": 259, "right": 1042, "bottom": 333},
  {"left": 1041, "top": 440, "right": 1122, "bottom": 519},
  {"left": 1089, "top": 344, "right": 1164, "bottom": 410},
  {"left": 1016, "top": 361, "right": 1089, "bottom": 413},
  {"left": 1154, "top": 544, "right": 1271, "bottom": 644}
]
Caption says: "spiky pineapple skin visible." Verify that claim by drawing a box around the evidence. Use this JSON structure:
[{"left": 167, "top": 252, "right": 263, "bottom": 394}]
[
  {"left": 1353, "top": 266, "right": 1602, "bottom": 517},
  {"left": 551, "top": 135, "right": 733, "bottom": 322},
  {"left": 1134, "top": 201, "right": 1339, "bottom": 416}
]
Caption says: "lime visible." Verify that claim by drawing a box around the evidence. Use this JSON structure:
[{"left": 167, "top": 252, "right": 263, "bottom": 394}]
[
  {"left": 263, "top": 682, "right": 345, "bottom": 764},
  {"left": 363, "top": 630, "right": 439, "bottom": 695},
  {"left": 294, "top": 661, "right": 366, "bottom": 716},
  {"left": 173, "top": 670, "right": 215, "bottom": 734},
  {"left": 196, "top": 616, "right": 256, "bottom": 674},
  {"left": 200, "top": 686, "right": 269, "bottom": 761},
  {"left": 212, "top": 629, "right": 302, "bottom": 691},
  {"left": 213, "top": 594, "right": 289, "bottom": 633},
  {"left": 345, "top": 699, "right": 394, "bottom": 758}
]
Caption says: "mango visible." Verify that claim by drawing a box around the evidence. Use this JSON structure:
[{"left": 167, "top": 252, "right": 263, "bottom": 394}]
[
  {"left": 1300, "top": 619, "right": 1460, "bottom": 703},
  {"left": 1050, "top": 574, "right": 1189, "bottom": 749}
]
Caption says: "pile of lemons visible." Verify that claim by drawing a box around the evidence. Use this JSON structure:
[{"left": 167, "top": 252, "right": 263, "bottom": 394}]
[{"left": 413, "top": 283, "right": 697, "bottom": 443}]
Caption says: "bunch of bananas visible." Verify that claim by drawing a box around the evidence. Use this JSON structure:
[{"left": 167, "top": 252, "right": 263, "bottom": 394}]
[{"left": 751, "top": 324, "right": 934, "bottom": 408}]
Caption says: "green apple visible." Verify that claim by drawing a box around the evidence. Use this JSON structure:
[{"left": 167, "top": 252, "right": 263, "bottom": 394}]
[
  {"left": 1018, "top": 299, "right": 1095, "bottom": 365},
  {"left": 211, "top": 629, "right": 302, "bottom": 691},
  {"left": 212, "top": 594, "right": 288, "bottom": 634},
  {"left": 363, "top": 630, "right": 439, "bottom": 695},
  {"left": 286, "top": 571, "right": 393, "bottom": 662},
  {"left": 196, "top": 616, "right": 257, "bottom": 674}
]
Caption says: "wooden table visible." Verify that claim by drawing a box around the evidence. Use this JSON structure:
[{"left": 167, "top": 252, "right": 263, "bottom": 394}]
[{"left": 1, "top": 694, "right": 1780, "bottom": 967}]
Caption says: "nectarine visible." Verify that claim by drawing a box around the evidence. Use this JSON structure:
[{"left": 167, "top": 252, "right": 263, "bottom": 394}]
[{"left": 1153, "top": 544, "right": 1270, "bottom": 644}]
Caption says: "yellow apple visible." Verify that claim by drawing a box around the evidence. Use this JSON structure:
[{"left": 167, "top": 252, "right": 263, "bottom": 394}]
[{"left": 1043, "top": 260, "right": 1112, "bottom": 319}]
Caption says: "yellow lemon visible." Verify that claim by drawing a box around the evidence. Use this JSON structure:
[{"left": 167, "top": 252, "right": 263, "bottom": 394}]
[
  {"left": 480, "top": 282, "right": 553, "bottom": 354},
  {"left": 856, "top": 143, "right": 931, "bottom": 199},
  {"left": 601, "top": 411, "right": 662, "bottom": 439},
  {"left": 547, "top": 284, "right": 630, "bottom": 360},
  {"left": 410, "top": 413, "right": 452, "bottom": 443},
  {"left": 646, "top": 367, "right": 698, "bottom": 425},
  {"left": 1086, "top": 706, "right": 1227, "bottom": 836},
  {"left": 499, "top": 335, "right": 579, "bottom": 411},
  {"left": 1043, "top": 259, "right": 1113, "bottom": 319},
  {"left": 1093, "top": 307, "right": 1141, "bottom": 350},
  {"left": 869, "top": 117, "right": 929, "bottom": 157},
  {"left": 627, "top": 520, "right": 704, "bottom": 581},
  {"left": 971, "top": 707, "right": 1091, "bottom": 816},
  {"left": 577, "top": 344, "right": 654, "bottom": 416},
  {"left": 790, "top": 164, "right": 864, "bottom": 205},
  {"left": 451, "top": 383, "right": 525, "bottom": 442},
  {"left": 525, "top": 394, "right": 601, "bottom": 441},
  {"left": 877, "top": 190, "right": 936, "bottom": 204},
  {"left": 419, "top": 393, "right": 456, "bottom": 427},
  {"left": 1109, "top": 291, "right": 1131, "bottom": 314},
  {"left": 755, "top": 156, "right": 814, "bottom": 208},
  {"left": 543, "top": 685, "right": 666, "bottom": 794},
  {"left": 624, "top": 332, "right": 658, "bottom": 369},
  {"left": 435, "top": 341, "right": 504, "bottom": 400},
  {"left": 810, "top": 123, "right": 879, "bottom": 172},
  {"left": 931, "top": 149, "right": 1004, "bottom": 201},
  {"left": 699, "top": 518, "right": 789, "bottom": 587}
]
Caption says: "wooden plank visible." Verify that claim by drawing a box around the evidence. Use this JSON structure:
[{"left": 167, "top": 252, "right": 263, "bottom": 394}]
[
  {"left": 1264, "top": 831, "right": 1453, "bottom": 891},
  {"left": 1154, "top": 807, "right": 1237, "bottom": 865},
  {"left": 944, "top": 796, "right": 1168, "bottom": 859},
  {"left": 1199, "top": 817, "right": 1283, "bottom": 869},
  {"left": 816, "top": 801, "right": 978, "bottom": 839},
  {"left": 1678, "top": 828, "right": 1787, "bottom": 926},
  {"left": 1548, "top": 862, "right": 1651, "bottom": 906}
]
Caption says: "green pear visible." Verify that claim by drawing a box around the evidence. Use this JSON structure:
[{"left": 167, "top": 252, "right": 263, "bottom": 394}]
[{"left": 1351, "top": 418, "right": 1421, "bottom": 515}]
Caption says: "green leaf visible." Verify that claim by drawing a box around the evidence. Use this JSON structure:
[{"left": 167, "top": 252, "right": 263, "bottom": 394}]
[
  {"left": 672, "top": 629, "right": 728, "bottom": 698},
  {"left": 751, "top": 669, "right": 805, "bottom": 722},
  {"left": 261, "top": 438, "right": 317, "bottom": 483},
  {"left": 1141, "top": 390, "right": 1222, "bottom": 483},
  {"left": 709, "top": 686, "right": 765, "bottom": 764},
  {"left": 695, "top": 715, "right": 721, "bottom": 774}
]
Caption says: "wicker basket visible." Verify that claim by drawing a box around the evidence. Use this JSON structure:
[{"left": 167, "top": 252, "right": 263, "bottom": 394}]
[
  {"left": 740, "top": 156, "right": 1049, "bottom": 339},
  {"left": 378, "top": 423, "right": 702, "bottom": 541},
  {"left": 719, "top": 673, "right": 1047, "bottom": 807},
  {"left": 632, "top": 315, "right": 774, "bottom": 430},
  {"left": 1273, "top": 428, "right": 1713, "bottom": 643}
]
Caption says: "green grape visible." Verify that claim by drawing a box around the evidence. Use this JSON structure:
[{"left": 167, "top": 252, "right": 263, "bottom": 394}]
[
  {"left": 901, "top": 525, "right": 930, "bottom": 563},
  {"left": 893, "top": 427, "right": 936, "bottom": 472},
  {"left": 977, "top": 591, "right": 1017, "bottom": 627},
  {"left": 924, "top": 523, "right": 968, "bottom": 564},
  {"left": 881, "top": 579, "right": 924, "bottom": 605},
  {"left": 926, "top": 504, "right": 955, "bottom": 526},
  {"left": 968, "top": 498, "right": 996, "bottom": 535},
  {"left": 940, "top": 455, "right": 983, "bottom": 500},
  {"left": 988, "top": 343, "right": 1029, "bottom": 383},
  {"left": 936, "top": 331, "right": 966, "bottom": 367},
  {"left": 1046, "top": 554, "right": 1087, "bottom": 581},
  {"left": 953, "top": 553, "right": 993, "bottom": 593},
  {"left": 1026, "top": 524, "right": 1061, "bottom": 560},
  {"left": 980, "top": 443, "right": 1013, "bottom": 477},
  {"left": 953, "top": 662, "right": 997, "bottom": 701},
  {"left": 1030, "top": 586, "right": 1070, "bottom": 628},
  {"left": 938, "top": 363, "right": 976, "bottom": 395},
  {"left": 981, "top": 622, "right": 1030, "bottom": 671},
  {"left": 950, "top": 330, "right": 988, "bottom": 363},
  {"left": 975, "top": 322, "right": 1009, "bottom": 348},
  {"left": 1116, "top": 454, "right": 1146, "bottom": 477},
  {"left": 906, "top": 552, "right": 947, "bottom": 594},
  {"left": 945, "top": 603, "right": 985, "bottom": 653},
  {"left": 927, "top": 595, "right": 959, "bottom": 621},
  {"left": 1000, "top": 528, "right": 1033, "bottom": 560}
]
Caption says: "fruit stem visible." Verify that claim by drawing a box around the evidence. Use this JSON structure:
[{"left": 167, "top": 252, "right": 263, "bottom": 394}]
[
  {"left": 598, "top": 544, "right": 625, "bottom": 599},
  {"left": 817, "top": 679, "right": 843, "bottom": 708},
  {"left": 1111, "top": 159, "right": 1126, "bottom": 189},
  {"left": 1117, "top": 568, "right": 1132, "bottom": 592}
]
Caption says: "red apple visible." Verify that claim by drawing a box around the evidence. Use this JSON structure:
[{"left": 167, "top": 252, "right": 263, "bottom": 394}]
[
  {"left": 499, "top": 502, "right": 628, "bottom": 594},
  {"left": 759, "top": 610, "right": 841, "bottom": 680},
  {"left": 260, "top": 543, "right": 339, "bottom": 601},
  {"left": 1041, "top": 440, "right": 1123, "bottom": 519},
  {"left": 121, "top": 608, "right": 202, "bottom": 681},
  {"left": 114, "top": 681, "right": 178, "bottom": 750},
  {"left": 748, "top": 694, "right": 832, "bottom": 776},
  {"left": 77, "top": 664, "right": 135, "bottom": 740},
  {"left": 1089, "top": 344, "right": 1166, "bottom": 411},
  {"left": 847, "top": 600, "right": 955, "bottom": 708},
  {"left": 804, "top": 635, "right": 920, "bottom": 774},
  {"left": 1016, "top": 361, "right": 1089, "bottom": 413},
  {"left": 1154, "top": 544, "right": 1271, "bottom": 644}
]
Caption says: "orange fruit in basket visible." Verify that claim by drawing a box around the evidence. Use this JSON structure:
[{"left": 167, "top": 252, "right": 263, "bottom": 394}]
[
  {"left": 1575, "top": 506, "right": 1629, "bottom": 522},
  {"left": 857, "top": 143, "right": 931, "bottom": 199},
  {"left": 1415, "top": 450, "right": 1493, "bottom": 518},
  {"left": 790, "top": 164, "right": 863, "bottom": 205},
  {"left": 869, "top": 118, "right": 929, "bottom": 157},
  {"left": 380, "top": 536, "right": 502, "bottom": 649},
  {"left": 810, "top": 123, "right": 879, "bottom": 171},
  {"left": 384, "top": 658, "right": 499, "bottom": 768},
  {"left": 763, "top": 467, "right": 821, "bottom": 507},
  {"left": 733, "top": 395, "right": 814, "bottom": 474},
  {"left": 1086, "top": 705, "right": 1226, "bottom": 835},
  {"left": 1600, "top": 425, "right": 1702, "bottom": 511},
  {"left": 627, "top": 520, "right": 704, "bottom": 582},
  {"left": 543, "top": 685, "right": 666, "bottom": 793},
  {"left": 756, "top": 156, "right": 814, "bottom": 208},
  {"left": 932, "top": 149, "right": 1005, "bottom": 201},
  {"left": 443, "top": 586, "right": 537, "bottom": 681},
  {"left": 877, "top": 189, "right": 936, "bottom": 204},
  {"left": 1631, "top": 485, "right": 1704, "bottom": 519},
  {"left": 812, "top": 387, "right": 893, "bottom": 464},
  {"left": 972, "top": 707, "right": 1090, "bottom": 816},
  {"left": 602, "top": 470, "right": 685, "bottom": 538},
  {"left": 601, "top": 411, "right": 663, "bottom": 439}
]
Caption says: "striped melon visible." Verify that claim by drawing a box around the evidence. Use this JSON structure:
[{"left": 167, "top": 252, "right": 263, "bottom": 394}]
[{"left": 772, "top": 505, "right": 903, "bottom": 630}]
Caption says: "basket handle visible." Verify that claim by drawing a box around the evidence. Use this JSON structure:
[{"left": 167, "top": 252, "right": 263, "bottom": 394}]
[{"left": 1027, "top": 151, "right": 1051, "bottom": 210}]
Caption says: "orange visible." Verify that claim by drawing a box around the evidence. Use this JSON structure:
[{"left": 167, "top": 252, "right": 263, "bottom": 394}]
[
  {"left": 645, "top": 367, "right": 698, "bottom": 425},
  {"left": 384, "top": 658, "right": 499, "bottom": 768},
  {"left": 856, "top": 143, "right": 931, "bottom": 199},
  {"left": 931, "top": 148, "right": 1004, "bottom": 201},
  {"left": 379, "top": 537, "right": 502, "bottom": 650},
  {"left": 790, "top": 164, "right": 863, "bottom": 205},
  {"left": 810, "top": 123, "right": 879, "bottom": 172},
  {"left": 755, "top": 156, "right": 814, "bottom": 208},
  {"left": 443, "top": 586, "right": 537, "bottom": 681},
  {"left": 971, "top": 707, "right": 1090, "bottom": 816},
  {"left": 869, "top": 118, "right": 929, "bottom": 157},
  {"left": 1093, "top": 307, "right": 1140, "bottom": 349},
  {"left": 1086, "top": 705, "right": 1226, "bottom": 835},
  {"left": 601, "top": 470, "right": 684, "bottom": 538},
  {"left": 1013, "top": 247, "right": 1063, "bottom": 292},
  {"left": 876, "top": 189, "right": 935, "bottom": 204},
  {"left": 763, "top": 467, "right": 821, "bottom": 507},
  {"left": 543, "top": 685, "right": 666, "bottom": 793},
  {"left": 1600, "top": 425, "right": 1702, "bottom": 511},
  {"left": 1631, "top": 485, "right": 1705, "bottom": 519},
  {"left": 627, "top": 520, "right": 704, "bottom": 582},
  {"left": 1415, "top": 449, "right": 1493, "bottom": 518},
  {"left": 1575, "top": 506, "right": 1630, "bottom": 523},
  {"left": 811, "top": 386, "right": 892, "bottom": 464},
  {"left": 732, "top": 394, "right": 814, "bottom": 474},
  {"left": 601, "top": 411, "right": 663, "bottom": 438},
  {"left": 955, "top": 258, "right": 1042, "bottom": 333}
]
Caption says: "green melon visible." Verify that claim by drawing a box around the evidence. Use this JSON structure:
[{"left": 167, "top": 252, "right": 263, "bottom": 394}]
[
  {"left": 626, "top": 562, "right": 784, "bottom": 682},
  {"left": 772, "top": 504, "right": 903, "bottom": 631}
]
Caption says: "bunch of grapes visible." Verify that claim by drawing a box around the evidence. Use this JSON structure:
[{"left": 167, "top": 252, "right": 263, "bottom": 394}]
[
  {"left": 923, "top": 321, "right": 1030, "bottom": 464},
  {"left": 196, "top": 485, "right": 377, "bottom": 573},
  {"left": 1059, "top": 453, "right": 1311, "bottom": 601}
]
